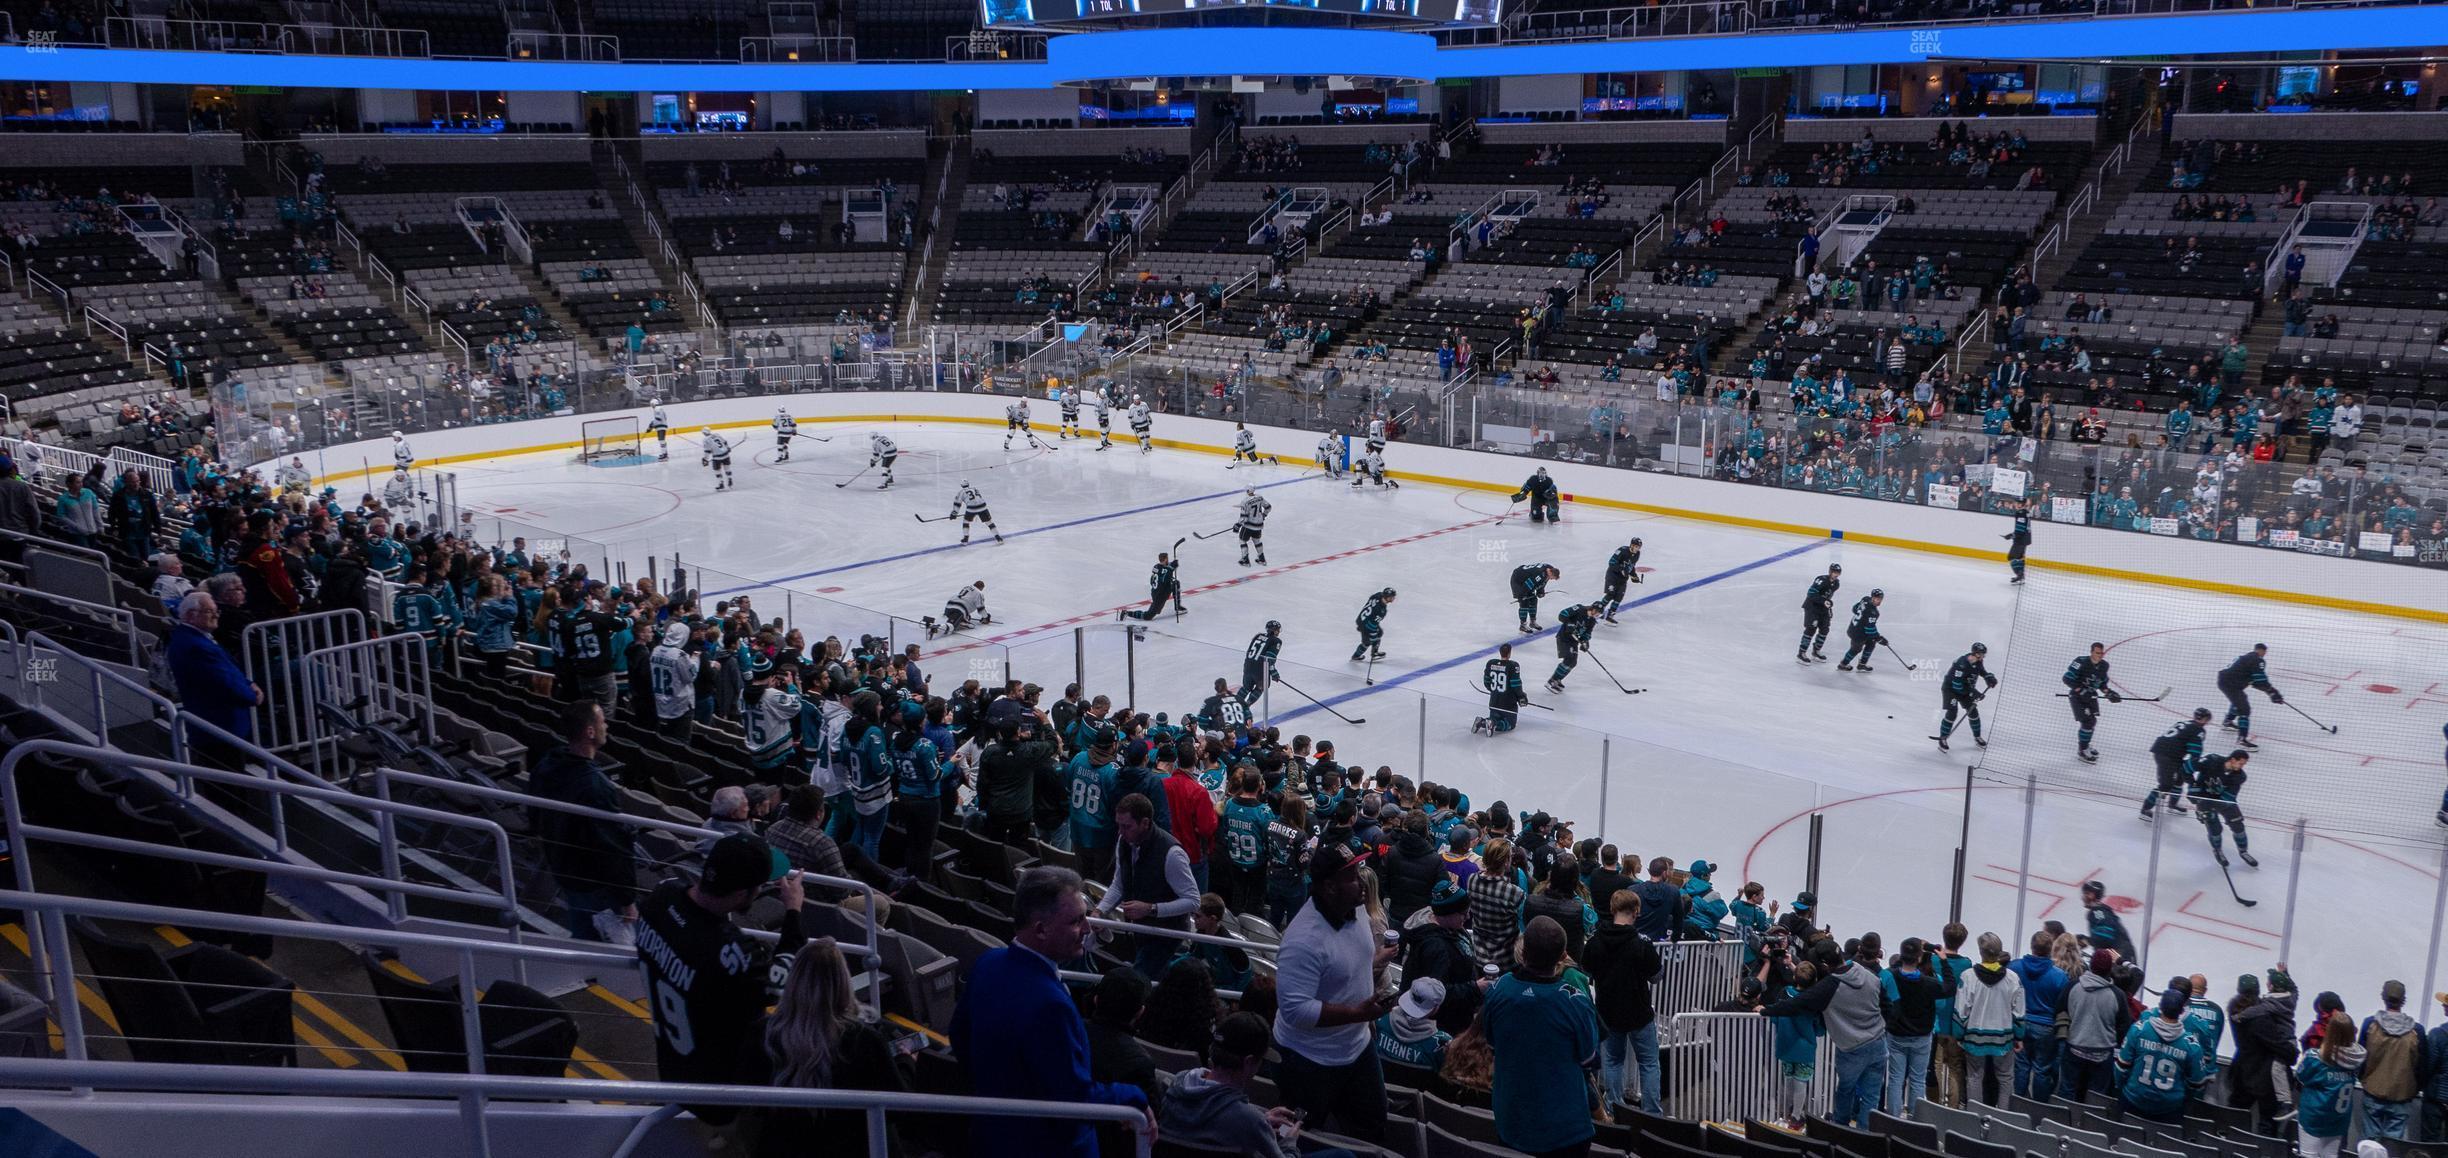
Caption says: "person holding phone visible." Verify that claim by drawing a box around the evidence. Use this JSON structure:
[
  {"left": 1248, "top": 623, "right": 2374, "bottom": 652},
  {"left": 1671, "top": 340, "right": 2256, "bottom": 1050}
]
[{"left": 1271, "top": 842, "right": 1397, "bottom": 1143}]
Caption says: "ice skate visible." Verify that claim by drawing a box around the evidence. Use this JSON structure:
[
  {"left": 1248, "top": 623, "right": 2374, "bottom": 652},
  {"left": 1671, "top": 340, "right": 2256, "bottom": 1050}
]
[
  {"left": 2238, "top": 849, "right": 2259, "bottom": 868},
  {"left": 2078, "top": 748, "right": 2099, "bottom": 763},
  {"left": 1546, "top": 678, "right": 1565, "bottom": 694},
  {"left": 1934, "top": 735, "right": 1950, "bottom": 752}
]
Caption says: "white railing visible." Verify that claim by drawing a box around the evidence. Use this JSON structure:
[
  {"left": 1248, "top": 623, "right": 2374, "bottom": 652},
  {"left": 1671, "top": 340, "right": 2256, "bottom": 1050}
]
[
  {"left": 0, "top": 249, "right": 14, "bottom": 291},
  {"left": 509, "top": 30, "right": 619, "bottom": 60},
  {"left": 739, "top": 34, "right": 854, "bottom": 62},
  {"left": 1743, "top": 114, "right": 1779, "bottom": 162},
  {"left": 335, "top": 218, "right": 365, "bottom": 266},
  {"left": 2066, "top": 179, "right": 2100, "bottom": 221},
  {"left": 105, "top": 446, "right": 174, "bottom": 495},
  {"left": 1949, "top": 303, "right": 1993, "bottom": 377},
  {"left": 1627, "top": 214, "right": 1665, "bottom": 266},
  {"left": 25, "top": 270, "right": 67, "bottom": 312},
  {"left": 367, "top": 253, "right": 400, "bottom": 300},
  {"left": 105, "top": 15, "right": 279, "bottom": 52},
  {"left": 1707, "top": 146, "right": 1740, "bottom": 196},
  {"left": 82, "top": 307, "right": 129, "bottom": 353},
  {"left": 440, "top": 318, "right": 473, "bottom": 368},
  {"left": 2034, "top": 221, "right": 2065, "bottom": 262},
  {"left": 276, "top": 23, "right": 430, "bottom": 57},
  {"left": 1578, "top": 246, "right": 1626, "bottom": 308},
  {"left": 0, "top": 1055, "right": 1155, "bottom": 1158},
  {"left": 402, "top": 284, "right": 433, "bottom": 328},
  {"left": 1668, "top": 178, "right": 1704, "bottom": 233}
]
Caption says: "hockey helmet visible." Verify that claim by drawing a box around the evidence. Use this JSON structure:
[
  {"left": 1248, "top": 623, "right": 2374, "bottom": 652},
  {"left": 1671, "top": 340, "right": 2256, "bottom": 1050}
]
[
  {"left": 2081, "top": 880, "right": 2106, "bottom": 898},
  {"left": 391, "top": 430, "right": 404, "bottom": 439},
  {"left": 1628, "top": 537, "right": 1642, "bottom": 547},
  {"left": 776, "top": 407, "right": 788, "bottom": 416},
  {"left": 1828, "top": 563, "right": 1843, "bottom": 573},
  {"left": 1870, "top": 587, "right": 1886, "bottom": 598},
  {"left": 1244, "top": 485, "right": 1256, "bottom": 496},
  {"left": 1380, "top": 587, "right": 1397, "bottom": 599},
  {"left": 649, "top": 397, "right": 661, "bottom": 406},
  {"left": 700, "top": 427, "right": 714, "bottom": 437},
  {"left": 1535, "top": 467, "right": 1548, "bottom": 476},
  {"left": 1970, "top": 642, "right": 1987, "bottom": 654},
  {"left": 2192, "top": 707, "right": 2213, "bottom": 720},
  {"left": 1265, "top": 619, "right": 1281, "bottom": 634}
]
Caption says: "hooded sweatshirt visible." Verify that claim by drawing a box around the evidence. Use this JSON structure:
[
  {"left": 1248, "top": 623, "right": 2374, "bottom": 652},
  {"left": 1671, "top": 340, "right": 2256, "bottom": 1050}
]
[
  {"left": 2295, "top": 1044, "right": 2368, "bottom": 1140},
  {"left": 1761, "top": 959, "right": 1887, "bottom": 1052},
  {"left": 1954, "top": 961, "right": 2024, "bottom": 1057},
  {"left": 1681, "top": 875, "right": 1729, "bottom": 941},
  {"left": 2230, "top": 992, "right": 2300, "bottom": 1098},
  {"left": 1881, "top": 961, "right": 1949, "bottom": 1039},
  {"left": 2359, "top": 1008, "right": 2423, "bottom": 1102},
  {"left": 1375, "top": 1007, "right": 1452, "bottom": 1072},
  {"left": 2009, "top": 952, "right": 2069, "bottom": 1036},
  {"left": 2115, "top": 1015, "right": 2213, "bottom": 1117},
  {"left": 1158, "top": 1069, "right": 1296, "bottom": 1158},
  {"left": 2064, "top": 970, "right": 2135, "bottom": 1061}
]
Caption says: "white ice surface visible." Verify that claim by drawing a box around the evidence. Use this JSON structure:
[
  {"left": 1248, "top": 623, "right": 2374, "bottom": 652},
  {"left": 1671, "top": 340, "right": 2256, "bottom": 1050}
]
[{"left": 441, "top": 421, "right": 2448, "bottom": 1008}]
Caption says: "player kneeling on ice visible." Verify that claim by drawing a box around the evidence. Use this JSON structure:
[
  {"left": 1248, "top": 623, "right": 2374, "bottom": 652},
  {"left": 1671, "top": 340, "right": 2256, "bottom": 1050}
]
[
  {"left": 700, "top": 427, "right": 735, "bottom": 490},
  {"left": 1934, "top": 642, "right": 1998, "bottom": 751},
  {"left": 2189, "top": 750, "right": 2257, "bottom": 868},
  {"left": 1546, "top": 603, "right": 1597, "bottom": 694},
  {"left": 929, "top": 580, "right": 991, "bottom": 638},
  {"left": 1350, "top": 448, "right": 1395, "bottom": 489},
  {"left": 1351, "top": 588, "right": 1394, "bottom": 662},
  {"left": 1230, "top": 422, "right": 1261, "bottom": 466},
  {"left": 1515, "top": 467, "right": 1560, "bottom": 522},
  {"left": 1474, "top": 643, "right": 1526, "bottom": 735}
]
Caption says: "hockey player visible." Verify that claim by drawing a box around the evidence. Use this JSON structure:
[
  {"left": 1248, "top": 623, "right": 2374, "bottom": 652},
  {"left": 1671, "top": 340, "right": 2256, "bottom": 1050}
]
[
  {"left": 1798, "top": 563, "right": 1842, "bottom": 663},
  {"left": 868, "top": 431, "right": 899, "bottom": 489},
  {"left": 1835, "top": 588, "right": 1886, "bottom": 671},
  {"left": 1546, "top": 602, "right": 1597, "bottom": 693},
  {"left": 1122, "top": 551, "right": 1183, "bottom": 621},
  {"left": 1364, "top": 414, "right": 1388, "bottom": 456},
  {"left": 1058, "top": 388, "right": 1082, "bottom": 440},
  {"left": 2077, "top": 880, "right": 2137, "bottom": 961},
  {"left": 391, "top": 430, "right": 413, "bottom": 475},
  {"left": 2190, "top": 749, "right": 2257, "bottom": 868},
  {"left": 1933, "top": 642, "right": 1998, "bottom": 751},
  {"left": 2215, "top": 644, "right": 2283, "bottom": 748},
  {"left": 275, "top": 457, "right": 312, "bottom": 495},
  {"left": 1197, "top": 677, "right": 1252, "bottom": 732},
  {"left": 1316, "top": 431, "right": 1345, "bottom": 478},
  {"left": 949, "top": 480, "right": 1002, "bottom": 544},
  {"left": 1234, "top": 486, "right": 1272, "bottom": 567},
  {"left": 382, "top": 467, "right": 417, "bottom": 513},
  {"left": 1601, "top": 537, "right": 1644, "bottom": 623},
  {"left": 2003, "top": 502, "right": 2032, "bottom": 584},
  {"left": 649, "top": 398, "right": 670, "bottom": 460},
  {"left": 2141, "top": 707, "right": 2213, "bottom": 821},
  {"left": 1003, "top": 398, "right": 1042, "bottom": 451},
  {"left": 1091, "top": 389, "right": 1114, "bottom": 449},
  {"left": 773, "top": 408, "right": 797, "bottom": 461},
  {"left": 1230, "top": 423, "right": 1261, "bottom": 467},
  {"left": 1128, "top": 395, "right": 1153, "bottom": 454},
  {"left": 1510, "top": 562, "right": 1560, "bottom": 632},
  {"left": 1514, "top": 467, "right": 1561, "bottom": 523},
  {"left": 1351, "top": 587, "right": 1395, "bottom": 662},
  {"left": 2063, "top": 642, "right": 2123, "bottom": 763},
  {"left": 1474, "top": 643, "right": 1526, "bottom": 735},
  {"left": 939, "top": 580, "right": 991, "bottom": 634},
  {"left": 700, "top": 427, "right": 735, "bottom": 490},
  {"left": 1240, "top": 621, "right": 1282, "bottom": 708},
  {"left": 1349, "top": 447, "right": 1396, "bottom": 489}
]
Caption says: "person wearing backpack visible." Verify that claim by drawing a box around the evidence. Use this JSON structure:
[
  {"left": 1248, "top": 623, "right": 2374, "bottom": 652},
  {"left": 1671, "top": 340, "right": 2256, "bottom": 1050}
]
[{"left": 2359, "top": 980, "right": 2426, "bottom": 1139}]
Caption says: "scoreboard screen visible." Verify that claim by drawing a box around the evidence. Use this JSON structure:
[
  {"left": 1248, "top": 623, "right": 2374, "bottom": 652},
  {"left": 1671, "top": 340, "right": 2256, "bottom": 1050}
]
[{"left": 983, "top": 0, "right": 1502, "bottom": 26}]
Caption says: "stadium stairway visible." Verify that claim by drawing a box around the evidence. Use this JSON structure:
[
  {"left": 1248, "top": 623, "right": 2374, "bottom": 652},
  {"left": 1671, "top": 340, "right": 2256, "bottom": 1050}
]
[
  {"left": 505, "top": 262, "right": 596, "bottom": 353},
  {"left": 901, "top": 132, "right": 971, "bottom": 331},
  {"left": 588, "top": 141, "right": 694, "bottom": 311},
  {"left": 2031, "top": 128, "right": 2166, "bottom": 295}
]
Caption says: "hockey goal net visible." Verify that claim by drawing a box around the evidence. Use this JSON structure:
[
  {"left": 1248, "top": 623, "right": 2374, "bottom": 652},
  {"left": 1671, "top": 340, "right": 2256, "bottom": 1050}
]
[{"left": 579, "top": 416, "right": 643, "bottom": 463}]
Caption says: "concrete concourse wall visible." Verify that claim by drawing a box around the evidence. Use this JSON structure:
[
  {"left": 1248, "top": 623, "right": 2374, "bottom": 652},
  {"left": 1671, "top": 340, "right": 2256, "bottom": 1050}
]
[{"left": 286, "top": 391, "right": 2443, "bottom": 622}]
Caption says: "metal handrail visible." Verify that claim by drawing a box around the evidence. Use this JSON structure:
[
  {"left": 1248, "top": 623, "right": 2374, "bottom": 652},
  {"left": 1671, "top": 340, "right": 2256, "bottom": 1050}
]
[
  {"left": 0, "top": 1056, "right": 1155, "bottom": 1158},
  {"left": 4, "top": 588, "right": 141, "bottom": 667},
  {"left": 0, "top": 889, "right": 634, "bottom": 1077},
  {"left": 2, "top": 736, "right": 524, "bottom": 931},
  {"left": 359, "top": 762, "right": 889, "bottom": 1012}
]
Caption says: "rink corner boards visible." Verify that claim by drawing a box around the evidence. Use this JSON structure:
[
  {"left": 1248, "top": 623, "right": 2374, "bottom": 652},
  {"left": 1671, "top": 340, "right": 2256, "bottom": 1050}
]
[{"left": 307, "top": 412, "right": 2448, "bottom": 628}]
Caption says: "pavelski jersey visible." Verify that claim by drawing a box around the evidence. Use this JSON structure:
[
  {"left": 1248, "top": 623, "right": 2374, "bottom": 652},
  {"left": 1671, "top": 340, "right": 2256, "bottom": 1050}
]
[
  {"left": 634, "top": 878, "right": 806, "bottom": 1083},
  {"left": 703, "top": 432, "right": 733, "bottom": 461},
  {"left": 870, "top": 433, "right": 897, "bottom": 459},
  {"left": 1129, "top": 402, "right": 1151, "bottom": 432},
  {"left": 1236, "top": 494, "right": 1271, "bottom": 532},
  {"left": 649, "top": 643, "right": 696, "bottom": 720}
]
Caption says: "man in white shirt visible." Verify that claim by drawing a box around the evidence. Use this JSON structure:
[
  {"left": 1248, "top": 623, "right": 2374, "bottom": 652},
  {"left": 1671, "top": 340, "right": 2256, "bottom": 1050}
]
[
  {"left": 1272, "top": 842, "right": 1397, "bottom": 1143},
  {"left": 2331, "top": 395, "right": 2363, "bottom": 453}
]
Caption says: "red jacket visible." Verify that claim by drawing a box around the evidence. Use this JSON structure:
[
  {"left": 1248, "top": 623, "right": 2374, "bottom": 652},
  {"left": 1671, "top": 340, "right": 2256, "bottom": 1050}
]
[{"left": 1161, "top": 770, "right": 1218, "bottom": 865}]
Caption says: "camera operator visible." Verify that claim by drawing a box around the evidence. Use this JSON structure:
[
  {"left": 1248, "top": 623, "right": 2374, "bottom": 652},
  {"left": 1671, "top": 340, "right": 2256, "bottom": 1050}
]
[{"left": 977, "top": 694, "right": 1058, "bottom": 850}]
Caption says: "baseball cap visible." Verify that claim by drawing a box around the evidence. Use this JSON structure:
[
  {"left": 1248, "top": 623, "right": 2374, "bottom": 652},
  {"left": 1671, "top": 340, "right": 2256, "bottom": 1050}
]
[
  {"left": 1399, "top": 978, "right": 1447, "bottom": 1020},
  {"left": 1309, "top": 842, "right": 1366, "bottom": 880},
  {"left": 1687, "top": 859, "right": 1716, "bottom": 878},
  {"left": 1376, "top": 803, "right": 1404, "bottom": 822},
  {"left": 2382, "top": 979, "right": 2407, "bottom": 1004},
  {"left": 1792, "top": 890, "right": 1816, "bottom": 911},
  {"left": 1211, "top": 1012, "right": 1271, "bottom": 1062},
  {"left": 2266, "top": 967, "right": 2297, "bottom": 994},
  {"left": 1429, "top": 880, "right": 1470, "bottom": 914},
  {"left": 701, "top": 832, "right": 789, "bottom": 895},
  {"left": 2236, "top": 973, "right": 2262, "bottom": 996}
]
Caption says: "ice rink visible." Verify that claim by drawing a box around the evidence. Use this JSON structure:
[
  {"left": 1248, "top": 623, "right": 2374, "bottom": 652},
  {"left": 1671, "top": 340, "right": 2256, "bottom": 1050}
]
[{"left": 435, "top": 417, "right": 2448, "bottom": 1006}]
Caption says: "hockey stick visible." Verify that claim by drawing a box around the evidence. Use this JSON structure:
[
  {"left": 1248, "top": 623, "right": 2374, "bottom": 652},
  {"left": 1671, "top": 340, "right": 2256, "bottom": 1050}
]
[
  {"left": 2280, "top": 699, "right": 2340, "bottom": 734},
  {"left": 1272, "top": 675, "right": 1365, "bottom": 726},
  {"left": 1470, "top": 681, "right": 1555, "bottom": 710},
  {"left": 788, "top": 430, "right": 832, "bottom": 443},
  {"left": 1583, "top": 648, "right": 1648, "bottom": 695},
  {"left": 1191, "top": 526, "right": 1239, "bottom": 541},
  {"left": 2218, "top": 856, "right": 2259, "bottom": 908},
  {"left": 1878, "top": 638, "right": 1919, "bottom": 672},
  {"left": 2054, "top": 686, "right": 2173, "bottom": 703},
  {"left": 833, "top": 465, "right": 874, "bottom": 489},
  {"left": 1364, "top": 649, "right": 1379, "bottom": 686},
  {"left": 913, "top": 514, "right": 955, "bottom": 524}
]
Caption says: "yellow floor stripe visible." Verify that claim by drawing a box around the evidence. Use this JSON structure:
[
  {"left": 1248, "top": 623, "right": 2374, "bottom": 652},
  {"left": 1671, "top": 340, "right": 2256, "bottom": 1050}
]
[
  {"left": 150, "top": 925, "right": 408, "bottom": 1071},
  {"left": 0, "top": 922, "right": 119, "bottom": 1033},
  {"left": 587, "top": 982, "right": 652, "bottom": 1022},
  {"left": 291, "top": 1016, "right": 360, "bottom": 1068},
  {"left": 570, "top": 1045, "right": 629, "bottom": 1082}
]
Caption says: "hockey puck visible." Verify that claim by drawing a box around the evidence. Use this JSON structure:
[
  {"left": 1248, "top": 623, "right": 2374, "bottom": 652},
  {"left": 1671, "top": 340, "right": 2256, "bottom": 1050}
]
[{"left": 1886, "top": 715, "right": 1894, "bottom": 719}]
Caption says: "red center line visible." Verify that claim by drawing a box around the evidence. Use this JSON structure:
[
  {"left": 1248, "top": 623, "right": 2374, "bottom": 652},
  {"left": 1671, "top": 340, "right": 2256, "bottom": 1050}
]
[{"left": 923, "top": 515, "right": 1506, "bottom": 660}]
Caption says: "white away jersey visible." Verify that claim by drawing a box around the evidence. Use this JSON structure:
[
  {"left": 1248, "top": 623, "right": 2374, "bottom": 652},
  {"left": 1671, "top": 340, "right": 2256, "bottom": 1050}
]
[
  {"left": 1236, "top": 493, "right": 1272, "bottom": 531},
  {"left": 703, "top": 432, "right": 733, "bottom": 460},
  {"left": 649, "top": 644, "right": 696, "bottom": 720}
]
